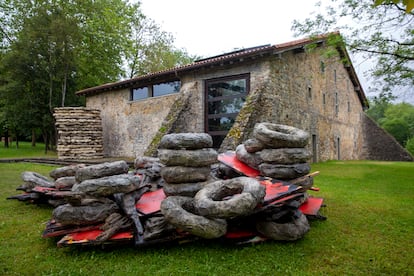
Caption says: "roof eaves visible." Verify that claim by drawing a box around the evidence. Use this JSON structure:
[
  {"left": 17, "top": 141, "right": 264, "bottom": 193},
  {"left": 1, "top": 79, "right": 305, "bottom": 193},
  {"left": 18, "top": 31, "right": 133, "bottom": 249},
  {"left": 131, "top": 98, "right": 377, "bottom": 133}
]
[{"left": 76, "top": 45, "right": 277, "bottom": 96}]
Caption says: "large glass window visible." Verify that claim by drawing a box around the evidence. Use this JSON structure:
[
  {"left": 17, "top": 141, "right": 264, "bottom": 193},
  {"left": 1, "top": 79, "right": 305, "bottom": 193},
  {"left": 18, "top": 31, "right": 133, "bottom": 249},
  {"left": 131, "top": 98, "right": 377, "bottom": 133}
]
[
  {"left": 205, "top": 74, "right": 250, "bottom": 148},
  {"left": 131, "top": 80, "right": 180, "bottom": 101}
]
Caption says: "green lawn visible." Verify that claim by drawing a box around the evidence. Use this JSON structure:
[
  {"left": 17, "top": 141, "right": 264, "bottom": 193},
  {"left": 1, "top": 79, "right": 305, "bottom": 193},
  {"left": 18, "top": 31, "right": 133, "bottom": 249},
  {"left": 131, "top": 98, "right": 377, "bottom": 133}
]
[
  {"left": 0, "top": 141, "right": 57, "bottom": 159},
  {"left": 0, "top": 160, "right": 413, "bottom": 275}
]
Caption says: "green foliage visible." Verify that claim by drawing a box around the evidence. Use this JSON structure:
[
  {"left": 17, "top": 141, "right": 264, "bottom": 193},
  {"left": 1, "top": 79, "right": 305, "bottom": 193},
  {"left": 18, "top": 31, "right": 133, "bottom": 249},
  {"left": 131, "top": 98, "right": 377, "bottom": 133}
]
[
  {"left": 292, "top": 0, "right": 414, "bottom": 98},
  {"left": 125, "top": 16, "right": 197, "bottom": 78},
  {"left": 405, "top": 137, "right": 414, "bottom": 155},
  {"left": 0, "top": 0, "right": 195, "bottom": 148},
  {"left": 381, "top": 117, "right": 410, "bottom": 145},
  {"left": 0, "top": 161, "right": 413, "bottom": 275},
  {"left": 374, "top": 0, "right": 414, "bottom": 12},
  {"left": 366, "top": 92, "right": 396, "bottom": 121},
  {"left": 379, "top": 102, "right": 414, "bottom": 146}
]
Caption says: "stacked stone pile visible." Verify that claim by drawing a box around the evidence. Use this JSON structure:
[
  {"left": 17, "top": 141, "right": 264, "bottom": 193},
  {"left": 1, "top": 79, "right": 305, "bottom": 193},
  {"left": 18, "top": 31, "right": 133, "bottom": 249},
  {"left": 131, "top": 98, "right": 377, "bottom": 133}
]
[
  {"left": 157, "top": 133, "right": 218, "bottom": 197},
  {"left": 236, "top": 123, "right": 311, "bottom": 181},
  {"left": 54, "top": 107, "right": 104, "bottom": 160}
]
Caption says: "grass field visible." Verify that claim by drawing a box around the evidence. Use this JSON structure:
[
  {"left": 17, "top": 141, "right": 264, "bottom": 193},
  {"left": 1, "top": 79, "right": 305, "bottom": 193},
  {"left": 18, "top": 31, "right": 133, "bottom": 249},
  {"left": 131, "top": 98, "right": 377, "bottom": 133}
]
[
  {"left": 0, "top": 141, "right": 57, "bottom": 159},
  {"left": 0, "top": 160, "right": 413, "bottom": 275}
]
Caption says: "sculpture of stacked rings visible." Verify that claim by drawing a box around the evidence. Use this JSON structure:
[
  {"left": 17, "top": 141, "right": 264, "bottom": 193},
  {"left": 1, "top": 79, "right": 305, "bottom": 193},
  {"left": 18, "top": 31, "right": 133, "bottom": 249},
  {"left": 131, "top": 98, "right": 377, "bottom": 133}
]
[
  {"left": 194, "top": 177, "right": 265, "bottom": 219},
  {"left": 253, "top": 123, "right": 309, "bottom": 148},
  {"left": 160, "top": 196, "right": 227, "bottom": 239}
]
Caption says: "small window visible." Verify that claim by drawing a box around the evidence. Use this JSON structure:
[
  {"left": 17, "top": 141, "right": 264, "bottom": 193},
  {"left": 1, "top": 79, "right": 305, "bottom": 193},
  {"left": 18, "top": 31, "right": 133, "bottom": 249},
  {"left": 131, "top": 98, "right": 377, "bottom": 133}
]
[
  {"left": 320, "top": 61, "right": 325, "bottom": 73},
  {"left": 153, "top": 81, "right": 180, "bottom": 97},
  {"left": 335, "top": 92, "right": 339, "bottom": 116},
  {"left": 131, "top": 80, "right": 180, "bottom": 101},
  {"left": 334, "top": 69, "right": 337, "bottom": 83},
  {"left": 131, "top": 87, "right": 149, "bottom": 101},
  {"left": 323, "top": 93, "right": 326, "bottom": 105},
  {"left": 308, "top": 85, "right": 312, "bottom": 99}
]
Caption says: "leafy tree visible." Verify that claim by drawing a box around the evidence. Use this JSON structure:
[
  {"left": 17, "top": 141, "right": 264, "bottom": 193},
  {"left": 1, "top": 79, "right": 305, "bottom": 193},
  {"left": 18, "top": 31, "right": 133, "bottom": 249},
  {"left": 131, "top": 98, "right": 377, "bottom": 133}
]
[
  {"left": 406, "top": 137, "right": 414, "bottom": 155},
  {"left": 125, "top": 16, "right": 195, "bottom": 78},
  {"left": 366, "top": 91, "right": 396, "bottom": 121},
  {"left": 292, "top": 0, "right": 414, "bottom": 98},
  {"left": 0, "top": 0, "right": 194, "bottom": 150},
  {"left": 379, "top": 102, "right": 414, "bottom": 145},
  {"left": 374, "top": 0, "right": 414, "bottom": 12},
  {"left": 381, "top": 117, "right": 410, "bottom": 145}
]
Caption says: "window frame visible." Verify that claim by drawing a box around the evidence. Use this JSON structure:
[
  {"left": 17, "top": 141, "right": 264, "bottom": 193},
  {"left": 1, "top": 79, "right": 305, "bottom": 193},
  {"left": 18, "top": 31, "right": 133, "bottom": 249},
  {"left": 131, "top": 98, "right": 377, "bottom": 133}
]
[
  {"left": 130, "top": 80, "right": 180, "bottom": 101},
  {"left": 204, "top": 73, "right": 250, "bottom": 148}
]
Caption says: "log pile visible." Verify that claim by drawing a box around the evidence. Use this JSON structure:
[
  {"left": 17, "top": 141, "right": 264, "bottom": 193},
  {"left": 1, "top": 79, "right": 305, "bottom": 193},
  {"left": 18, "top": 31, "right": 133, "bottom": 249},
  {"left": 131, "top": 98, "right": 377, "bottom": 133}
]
[{"left": 54, "top": 107, "right": 104, "bottom": 160}]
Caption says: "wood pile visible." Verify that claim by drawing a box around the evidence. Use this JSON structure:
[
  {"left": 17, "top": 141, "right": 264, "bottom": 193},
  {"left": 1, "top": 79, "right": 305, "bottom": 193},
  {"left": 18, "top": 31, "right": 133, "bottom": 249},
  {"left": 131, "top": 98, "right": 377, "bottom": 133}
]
[{"left": 54, "top": 107, "right": 104, "bottom": 160}]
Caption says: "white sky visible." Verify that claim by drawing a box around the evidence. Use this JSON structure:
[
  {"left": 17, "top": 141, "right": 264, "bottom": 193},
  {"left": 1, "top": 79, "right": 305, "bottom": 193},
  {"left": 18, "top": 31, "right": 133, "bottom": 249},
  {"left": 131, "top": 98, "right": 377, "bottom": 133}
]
[{"left": 139, "top": 0, "right": 322, "bottom": 57}]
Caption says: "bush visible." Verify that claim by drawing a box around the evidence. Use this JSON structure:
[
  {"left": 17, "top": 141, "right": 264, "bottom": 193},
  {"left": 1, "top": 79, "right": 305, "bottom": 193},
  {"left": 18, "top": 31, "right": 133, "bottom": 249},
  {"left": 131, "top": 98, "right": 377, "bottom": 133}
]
[{"left": 405, "top": 137, "right": 414, "bottom": 156}]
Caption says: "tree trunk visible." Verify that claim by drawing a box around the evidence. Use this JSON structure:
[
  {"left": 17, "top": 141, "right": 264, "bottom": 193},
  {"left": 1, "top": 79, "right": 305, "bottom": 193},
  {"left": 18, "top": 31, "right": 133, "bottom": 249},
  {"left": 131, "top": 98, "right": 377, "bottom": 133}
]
[
  {"left": 43, "top": 130, "right": 49, "bottom": 154},
  {"left": 14, "top": 127, "right": 19, "bottom": 148},
  {"left": 31, "top": 129, "right": 36, "bottom": 147},
  {"left": 61, "top": 65, "right": 68, "bottom": 107},
  {"left": 4, "top": 128, "right": 9, "bottom": 148}
]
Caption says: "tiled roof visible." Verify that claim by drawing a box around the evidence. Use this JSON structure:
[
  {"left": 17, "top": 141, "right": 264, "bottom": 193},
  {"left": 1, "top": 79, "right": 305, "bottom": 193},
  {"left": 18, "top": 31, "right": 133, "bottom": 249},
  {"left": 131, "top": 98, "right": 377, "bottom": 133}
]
[{"left": 75, "top": 32, "right": 367, "bottom": 107}]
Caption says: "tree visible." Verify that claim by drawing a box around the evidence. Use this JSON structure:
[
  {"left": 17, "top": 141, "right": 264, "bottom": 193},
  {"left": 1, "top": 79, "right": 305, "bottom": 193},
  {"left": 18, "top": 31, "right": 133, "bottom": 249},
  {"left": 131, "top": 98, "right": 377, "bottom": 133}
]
[
  {"left": 0, "top": 0, "right": 194, "bottom": 150},
  {"left": 292, "top": 0, "right": 414, "bottom": 98},
  {"left": 406, "top": 137, "right": 414, "bottom": 155},
  {"left": 366, "top": 91, "right": 396, "bottom": 122},
  {"left": 379, "top": 102, "right": 414, "bottom": 146},
  {"left": 374, "top": 0, "right": 414, "bottom": 12},
  {"left": 125, "top": 16, "right": 195, "bottom": 78}
]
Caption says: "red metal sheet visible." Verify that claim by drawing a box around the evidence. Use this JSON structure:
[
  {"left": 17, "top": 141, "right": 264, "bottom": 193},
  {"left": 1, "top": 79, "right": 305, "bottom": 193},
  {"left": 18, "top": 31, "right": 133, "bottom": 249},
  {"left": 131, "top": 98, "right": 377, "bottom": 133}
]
[
  {"left": 218, "top": 151, "right": 261, "bottom": 177},
  {"left": 32, "top": 186, "right": 57, "bottom": 193},
  {"left": 57, "top": 230, "right": 133, "bottom": 246},
  {"left": 225, "top": 230, "right": 257, "bottom": 239},
  {"left": 135, "top": 189, "right": 166, "bottom": 215},
  {"left": 299, "top": 197, "right": 324, "bottom": 216},
  {"left": 68, "top": 230, "right": 133, "bottom": 241}
]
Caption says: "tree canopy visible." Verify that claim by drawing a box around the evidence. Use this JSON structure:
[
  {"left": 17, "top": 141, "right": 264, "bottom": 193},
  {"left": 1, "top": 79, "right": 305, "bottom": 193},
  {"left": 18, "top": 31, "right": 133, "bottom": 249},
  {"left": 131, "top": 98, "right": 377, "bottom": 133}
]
[
  {"left": 0, "top": 0, "right": 194, "bottom": 149},
  {"left": 292, "top": 0, "right": 413, "bottom": 100}
]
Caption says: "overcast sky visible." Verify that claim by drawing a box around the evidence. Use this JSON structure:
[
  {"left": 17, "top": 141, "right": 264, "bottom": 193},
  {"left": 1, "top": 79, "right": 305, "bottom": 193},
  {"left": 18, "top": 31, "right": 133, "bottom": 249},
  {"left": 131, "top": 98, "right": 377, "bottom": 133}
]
[{"left": 140, "top": 0, "right": 322, "bottom": 57}]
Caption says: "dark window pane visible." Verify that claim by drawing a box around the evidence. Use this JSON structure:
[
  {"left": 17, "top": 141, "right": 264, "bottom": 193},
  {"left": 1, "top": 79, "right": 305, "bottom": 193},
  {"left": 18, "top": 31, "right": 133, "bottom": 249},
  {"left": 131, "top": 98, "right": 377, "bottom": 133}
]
[
  {"left": 153, "top": 81, "right": 180, "bottom": 97},
  {"left": 211, "top": 135, "right": 226, "bottom": 149},
  {"left": 207, "top": 79, "right": 247, "bottom": 99},
  {"left": 208, "top": 97, "right": 246, "bottom": 115},
  {"left": 205, "top": 74, "right": 250, "bottom": 149},
  {"left": 208, "top": 117, "right": 236, "bottom": 132},
  {"left": 132, "top": 87, "right": 149, "bottom": 100}
]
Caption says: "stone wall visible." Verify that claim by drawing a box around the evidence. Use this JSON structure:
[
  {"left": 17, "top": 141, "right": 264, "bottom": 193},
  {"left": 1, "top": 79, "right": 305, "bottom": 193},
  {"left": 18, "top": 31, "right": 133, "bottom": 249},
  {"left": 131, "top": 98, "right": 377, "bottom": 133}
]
[
  {"left": 54, "top": 107, "right": 104, "bottom": 160},
  {"left": 85, "top": 87, "right": 179, "bottom": 158}
]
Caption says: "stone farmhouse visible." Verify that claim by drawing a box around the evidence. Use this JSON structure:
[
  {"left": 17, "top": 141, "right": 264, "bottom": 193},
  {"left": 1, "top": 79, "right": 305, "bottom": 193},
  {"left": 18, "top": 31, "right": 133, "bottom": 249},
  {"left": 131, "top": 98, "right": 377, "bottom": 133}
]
[{"left": 72, "top": 33, "right": 412, "bottom": 162}]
